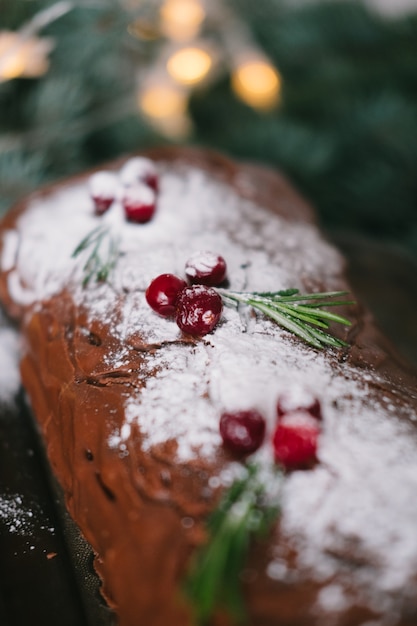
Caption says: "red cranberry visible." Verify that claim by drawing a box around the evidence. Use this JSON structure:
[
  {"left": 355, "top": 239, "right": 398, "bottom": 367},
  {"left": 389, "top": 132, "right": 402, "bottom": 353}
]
[
  {"left": 120, "top": 157, "right": 159, "bottom": 191},
  {"left": 123, "top": 184, "right": 156, "bottom": 223},
  {"left": 277, "top": 387, "right": 321, "bottom": 421},
  {"left": 273, "top": 411, "right": 320, "bottom": 471},
  {"left": 89, "top": 171, "right": 118, "bottom": 215},
  {"left": 176, "top": 285, "right": 223, "bottom": 336},
  {"left": 185, "top": 251, "right": 227, "bottom": 286},
  {"left": 220, "top": 410, "right": 266, "bottom": 455},
  {"left": 146, "top": 274, "right": 187, "bottom": 318},
  {"left": 144, "top": 172, "right": 158, "bottom": 192}
]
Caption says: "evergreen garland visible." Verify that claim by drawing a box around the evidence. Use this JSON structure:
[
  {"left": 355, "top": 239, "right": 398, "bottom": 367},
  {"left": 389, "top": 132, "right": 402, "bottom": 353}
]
[
  {"left": 191, "top": 1, "right": 417, "bottom": 257},
  {"left": 0, "top": 0, "right": 158, "bottom": 212},
  {"left": 1, "top": 1, "right": 417, "bottom": 260}
]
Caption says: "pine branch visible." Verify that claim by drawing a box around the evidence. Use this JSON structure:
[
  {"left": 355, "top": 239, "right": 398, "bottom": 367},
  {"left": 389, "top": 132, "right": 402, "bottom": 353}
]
[
  {"left": 218, "top": 289, "right": 354, "bottom": 350},
  {"left": 186, "top": 464, "right": 281, "bottom": 624},
  {"left": 72, "top": 226, "right": 119, "bottom": 287}
]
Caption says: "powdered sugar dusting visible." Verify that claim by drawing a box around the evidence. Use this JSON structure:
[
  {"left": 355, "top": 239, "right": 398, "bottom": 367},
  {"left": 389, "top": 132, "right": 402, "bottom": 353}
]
[
  {"left": 0, "top": 493, "right": 54, "bottom": 536},
  {"left": 0, "top": 493, "right": 34, "bottom": 534},
  {"left": 0, "top": 309, "right": 20, "bottom": 404},
  {"left": 119, "top": 156, "right": 157, "bottom": 187},
  {"left": 280, "top": 395, "right": 417, "bottom": 611},
  {"left": 1, "top": 162, "right": 343, "bottom": 311},
  {"left": 124, "top": 342, "right": 221, "bottom": 459},
  {"left": 123, "top": 181, "right": 155, "bottom": 204},
  {"left": 185, "top": 250, "right": 216, "bottom": 276},
  {"left": 89, "top": 171, "right": 119, "bottom": 199},
  {"left": 1, "top": 157, "right": 417, "bottom": 619}
]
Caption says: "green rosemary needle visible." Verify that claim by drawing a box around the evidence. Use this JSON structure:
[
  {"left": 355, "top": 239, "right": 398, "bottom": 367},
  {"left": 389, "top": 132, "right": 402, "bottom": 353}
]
[
  {"left": 186, "top": 464, "right": 281, "bottom": 624},
  {"left": 217, "top": 288, "right": 354, "bottom": 349},
  {"left": 72, "top": 226, "right": 119, "bottom": 287}
]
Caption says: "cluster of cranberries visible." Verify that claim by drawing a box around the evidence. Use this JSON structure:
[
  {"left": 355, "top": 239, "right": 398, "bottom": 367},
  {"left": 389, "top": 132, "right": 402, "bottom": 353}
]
[
  {"left": 146, "top": 251, "right": 227, "bottom": 336},
  {"left": 88, "top": 157, "right": 159, "bottom": 223},
  {"left": 220, "top": 388, "right": 322, "bottom": 472}
]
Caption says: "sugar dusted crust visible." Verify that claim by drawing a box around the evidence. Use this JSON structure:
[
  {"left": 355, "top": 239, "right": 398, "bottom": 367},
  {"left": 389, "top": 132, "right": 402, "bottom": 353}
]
[{"left": 1, "top": 147, "right": 417, "bottom": 626}]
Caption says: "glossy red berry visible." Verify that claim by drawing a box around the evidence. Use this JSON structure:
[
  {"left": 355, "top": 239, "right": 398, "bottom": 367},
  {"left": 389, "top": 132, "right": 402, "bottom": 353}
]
[
  {"left": 277, "top": 387, "right": 322, "bottom": 421},
  {"left": 220, "top": 410, "right": 266, "bottom": 455},
  {"left": 273, "top": 412, "right": 320, "bottom": 471},
  {"left": 120, "top": 157, "right": 159, "bottom": 191},
  {"left": 185, "top": 251, "right": 227, "bottom": 286},
  {"left": 176, "top": 285, "right": 223, "bottom": 336},
  {"left": 144, "top": 172, "right": 158, "bottom": 192},
  {"left": 146, "top": 274, "right": 187, "bottom": 318},
  {"left": 123, "top": 184, "right": 156, "bottom": 223},
  {"left": 89, "top": 171, "right": 118, "bottom": 215}
]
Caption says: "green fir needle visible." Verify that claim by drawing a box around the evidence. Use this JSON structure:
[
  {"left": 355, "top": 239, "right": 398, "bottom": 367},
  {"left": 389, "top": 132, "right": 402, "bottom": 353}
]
[
  {"left": 217, "top": 288, "right": 354, "bottom": 350},
  {"left": 72, "top": 226, "right": 119, "bottom": 287},
  {"left": 186, "top": 464, "right": 282, "bottom": 625}
]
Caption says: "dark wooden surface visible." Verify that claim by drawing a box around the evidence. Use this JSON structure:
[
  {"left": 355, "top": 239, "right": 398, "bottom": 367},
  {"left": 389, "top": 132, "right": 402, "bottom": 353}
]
[
  {"left": 332, "top": 231, "right": 417, "bottom": 368},
  {"left": 0, "top": 393, "right": 89, "bottom": 626}
]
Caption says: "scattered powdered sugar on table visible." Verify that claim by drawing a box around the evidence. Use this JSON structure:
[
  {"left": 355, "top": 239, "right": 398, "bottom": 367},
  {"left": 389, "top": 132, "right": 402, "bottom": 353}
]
[
  {"left": 2, "top": 157, "right": 417, "bottom": 619},
  {"left": 0, "top": 492, "right": 54, "bottom": 536},
  {"left": 0, "top": 493, "right": 33, "bottom": 534}
]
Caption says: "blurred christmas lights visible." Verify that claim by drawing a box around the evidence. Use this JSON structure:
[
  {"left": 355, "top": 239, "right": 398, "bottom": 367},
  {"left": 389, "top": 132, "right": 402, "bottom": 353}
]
[
  {"left": 130, "top": 0, "right": 281, "bottom": 137},
  {"left": 139, "top": 82, "right": 187, "bottom": 119},
  {"left": 160, "top": 0, "right": 205, "bottom": 42},
  {"left": 2, "top": 0, "right": 281, "bottom": 138},
  {"left": 0, "top": 32, "right": 54, "bottom": 82},
  {"left": 0, "top": 1, "right": 72, "bottom": 83},
  {"left": 166, "top": 46, "right": 212, "bottom": 85},
  {"left": 232, "top": 58, "right": 281, "bottom": 109},
  {"left": 138, "top": 78, "right": 192, "bottom": 139}
]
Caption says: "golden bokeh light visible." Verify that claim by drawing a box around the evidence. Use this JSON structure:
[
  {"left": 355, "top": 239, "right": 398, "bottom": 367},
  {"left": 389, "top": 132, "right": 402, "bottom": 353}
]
[
  {"left": 232, "top": 60, "right": 281, "bottom": 110},
  {"left": 0, "top": 32, "right": 31, "bottom": 80},
  {"left": 160, "top": 0, "right": 205, "bottom": 42},
  {"left": 138, "top": 82, "right": 192, "bottom": 139},
  {"left": 167, "top": 46, "right": 212, "bottom": 85},
  {"left": 0, "top": 31, "right": 53, "bottom": 82},
  {"left": 139, "top": 83, "right": 187, "bottom": 119}
]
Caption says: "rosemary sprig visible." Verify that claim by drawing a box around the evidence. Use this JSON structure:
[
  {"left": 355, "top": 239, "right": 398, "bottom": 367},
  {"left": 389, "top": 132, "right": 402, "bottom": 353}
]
[
  {"left": 72, "top": 226, "right": 119, "bottom": 287},
  {"left": 186, "top": 464, "right": 281, "bottom": 624},
  {"left": 217, "top": 288, "right": 354, "bottom": 349}
]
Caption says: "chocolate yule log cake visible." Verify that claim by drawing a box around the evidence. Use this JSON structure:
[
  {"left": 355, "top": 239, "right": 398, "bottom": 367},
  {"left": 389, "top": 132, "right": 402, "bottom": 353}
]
[{"left": 1, "top": 147, "right": 417, "bottom": 626}]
